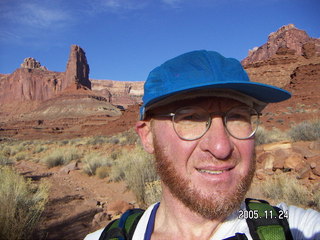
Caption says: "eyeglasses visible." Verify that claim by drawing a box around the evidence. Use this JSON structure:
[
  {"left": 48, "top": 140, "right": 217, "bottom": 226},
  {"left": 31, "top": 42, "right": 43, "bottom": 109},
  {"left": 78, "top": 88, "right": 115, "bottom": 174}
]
[{"left": 152, "top": 106, "right": 260, "bottom": 141}]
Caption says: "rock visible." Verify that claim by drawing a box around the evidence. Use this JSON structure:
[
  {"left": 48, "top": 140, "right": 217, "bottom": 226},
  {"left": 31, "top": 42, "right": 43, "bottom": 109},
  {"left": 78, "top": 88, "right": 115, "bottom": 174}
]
[
  {"left": 65, "top": 45, "right": 91, "bottom": 89},
  {"left": 91, "top": 79, "right": 144, "bottom": 106},
  {"left": 312, "top": 164, "right": 320, "bottom": 176},
  {"left": 263, "top": 154, "right": 275, "bottom": 170},
  {"left": 257, "top": 152, "right": 272, "bottom": 164},
  {"left": 242, "top": 24, "right": 320, "bottom": 65},
  {"left": 292, "top": 142, "right": 318, "bottom": 158},
  {"left": 302, "top": 42, "right": 316, "bottom": 59},
  {"left": 309, "top": 141, "right": 320, "bottom": 151},
  {"left": 255, "top": 169, "right": 267, "bottom": 180},
  {"left": 262, "top": 142, "right": 292, "bottom": 151},
  {"left": 295, "top": 162, "right": 311, "bottom": 179},
  {"left": 0, "top": 45, "right": 93, "bottom": 105},
  {"left": 92, "top": 211, "right": 111, "bottom": 228},
  {"left": 284, "top": 152, "right": 304, "bottom": 170},
  {"left": 20, "top": 57, "right": 47, "bottom": 70},
  {"left": 107, "top": 200, "right": 133, "bottom": 217},
  {"left": 59, "top": 161, "right": 80, "bottom": 174},
  {"left": 0, "top": 68, "right": 64, "bottom": 103},
  {"left": 273, "top": 157, "right": 285, "bottom": 170}
]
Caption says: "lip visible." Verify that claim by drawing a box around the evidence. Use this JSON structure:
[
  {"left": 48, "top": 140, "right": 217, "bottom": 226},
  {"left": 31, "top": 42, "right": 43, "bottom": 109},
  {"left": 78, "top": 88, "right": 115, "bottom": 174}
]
[{"left": 195, "top": 164, "right": 236, "bottom": 182}]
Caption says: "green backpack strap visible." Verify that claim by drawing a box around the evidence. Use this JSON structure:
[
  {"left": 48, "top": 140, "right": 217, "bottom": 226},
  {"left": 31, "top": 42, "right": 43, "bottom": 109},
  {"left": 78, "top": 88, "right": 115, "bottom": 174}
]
[
  {"left": 99, "top": 208, "right": 145, "bottom": 240},
  {"left": 245, "top": 198, "right": 293, "bottom": 240}
]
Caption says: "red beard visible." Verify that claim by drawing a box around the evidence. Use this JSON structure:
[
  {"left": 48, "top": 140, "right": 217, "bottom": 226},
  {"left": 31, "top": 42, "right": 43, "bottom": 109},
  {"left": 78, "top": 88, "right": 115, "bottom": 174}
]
[{"left": 153, "top": 138, "right": 256, "bottom": 220}]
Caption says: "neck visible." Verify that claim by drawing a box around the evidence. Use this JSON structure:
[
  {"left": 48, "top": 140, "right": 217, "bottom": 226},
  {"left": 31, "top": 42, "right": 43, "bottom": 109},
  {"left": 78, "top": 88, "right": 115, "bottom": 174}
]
[{"left": 152, "top": 185, "right": 225, "bottom": 240}]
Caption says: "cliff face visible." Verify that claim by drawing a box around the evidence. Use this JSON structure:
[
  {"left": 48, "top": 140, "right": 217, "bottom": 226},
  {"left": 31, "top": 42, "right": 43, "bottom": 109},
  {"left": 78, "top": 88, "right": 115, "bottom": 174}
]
[
  {"left": 0, "top": 45, "right": 91, "bottom": 104},
  {"left": 0, "top": 65, "right": 65, "bottom": 102},
  {"left": 91, "top": 79, "right": 144, "bottom": 106},
  {"left": 242, "top": 24, "right": 320, "bottom": 88},
  {"left": 241, "top": 24, "right": 320, "bottom": 131},
  {"left": 242, "top": 24, "right": 320, "bottom": 66}
]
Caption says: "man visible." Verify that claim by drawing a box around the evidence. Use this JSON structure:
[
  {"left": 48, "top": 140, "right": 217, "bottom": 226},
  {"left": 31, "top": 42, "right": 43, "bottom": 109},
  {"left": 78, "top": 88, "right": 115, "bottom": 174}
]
[{"left": 85, "top": 50, "right": 320, "bottom": 240}]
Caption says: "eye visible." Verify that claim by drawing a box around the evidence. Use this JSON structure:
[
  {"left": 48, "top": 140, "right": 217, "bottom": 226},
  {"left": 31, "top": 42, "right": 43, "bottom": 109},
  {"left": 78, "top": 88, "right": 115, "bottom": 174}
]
[
  {"left": 183, "top": 113, "right": 204, "bottom": 121},
  {"left": 227, "top": 108, "right": 252, "bottom": 122},
  {"left": 174, "top": 107, "right": 208, "bottom": 123}
]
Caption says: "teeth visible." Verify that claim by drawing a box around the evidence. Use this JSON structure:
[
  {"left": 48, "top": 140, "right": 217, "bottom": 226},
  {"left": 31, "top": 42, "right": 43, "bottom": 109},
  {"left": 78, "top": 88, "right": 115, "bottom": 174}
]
[{"left": 198, "top": 169, "right": 224, "bottom": 175}]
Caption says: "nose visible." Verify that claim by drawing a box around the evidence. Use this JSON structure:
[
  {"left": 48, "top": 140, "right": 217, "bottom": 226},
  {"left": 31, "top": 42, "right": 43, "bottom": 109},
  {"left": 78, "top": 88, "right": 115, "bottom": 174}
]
[{"left": 198, "top": 117, "right": 234, "bottom": 160}]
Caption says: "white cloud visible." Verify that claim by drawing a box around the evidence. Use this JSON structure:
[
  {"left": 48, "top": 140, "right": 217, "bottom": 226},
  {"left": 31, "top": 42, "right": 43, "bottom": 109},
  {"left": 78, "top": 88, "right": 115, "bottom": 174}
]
[
  {"left": 161, "top": 0, "right": 182, "bottom": 7},
  {"left": 97, "top": 0, "right": 149, "bottom": 12},
  {"left": 21, "top": 3, "right": 70, "bottom": 28},
  {"left": 0, "top": 0, "right": 72, "bottom": 29}
]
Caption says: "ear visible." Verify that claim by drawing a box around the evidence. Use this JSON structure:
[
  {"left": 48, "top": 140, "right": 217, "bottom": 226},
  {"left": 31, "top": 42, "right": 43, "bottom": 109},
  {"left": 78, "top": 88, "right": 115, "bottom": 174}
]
[{"left": 135, "top": 120, "right": 154, "bottom": 154}]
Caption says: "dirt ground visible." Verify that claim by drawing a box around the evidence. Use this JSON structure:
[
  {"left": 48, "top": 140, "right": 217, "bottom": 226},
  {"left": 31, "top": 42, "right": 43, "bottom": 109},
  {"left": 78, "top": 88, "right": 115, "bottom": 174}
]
[{"left": 14, "top": 159, "right": 136, "bottom": 240}]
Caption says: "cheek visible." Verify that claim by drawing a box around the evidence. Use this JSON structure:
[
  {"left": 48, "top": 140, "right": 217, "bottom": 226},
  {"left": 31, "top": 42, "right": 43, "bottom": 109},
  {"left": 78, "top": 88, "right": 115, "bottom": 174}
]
[
  {"left": 153, "top": 121, "right": 196, "bottom": 166},
  {"left": 235, "top": 139, "right": 255, "bottom": 171}
]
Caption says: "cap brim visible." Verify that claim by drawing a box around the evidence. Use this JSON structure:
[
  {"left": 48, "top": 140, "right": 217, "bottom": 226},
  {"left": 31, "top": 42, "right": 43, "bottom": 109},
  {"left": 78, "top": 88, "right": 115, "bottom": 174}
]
[{"left": 140, "top": 81, "right": 291, "bottom": 120}]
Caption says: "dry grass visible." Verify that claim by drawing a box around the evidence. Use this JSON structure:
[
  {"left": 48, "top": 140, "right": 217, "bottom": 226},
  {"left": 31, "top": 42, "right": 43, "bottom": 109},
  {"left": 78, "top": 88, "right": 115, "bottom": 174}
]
[
  {"left": 255, "top": 119, "right": 320, "bottom": 145},
  {"left": 42, "top": 146, "right": 82, "bottom": 168},
  {"left": 0, "top": 166, "right": 49, "bottom": 240},
  {"left": 289, "top": 119, "right": 320, "bottom": 141},
  {"left": 109, "top": 145, "right": 159, "bottom": 205},
  {"left": 257, "top": 172, "right": 317, "bottom": 210},
  {"left": 82, "top": 152, "right": 113, "bottom": 176},
  {"left": 255, "top": 126, "right": 289, "bottom": 145}
]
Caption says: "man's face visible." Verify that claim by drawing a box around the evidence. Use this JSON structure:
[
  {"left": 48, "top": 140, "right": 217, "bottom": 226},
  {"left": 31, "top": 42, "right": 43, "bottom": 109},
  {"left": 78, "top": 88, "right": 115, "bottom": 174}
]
[{"left": 150, "top": 97, "right": 256, "bottom": 220}]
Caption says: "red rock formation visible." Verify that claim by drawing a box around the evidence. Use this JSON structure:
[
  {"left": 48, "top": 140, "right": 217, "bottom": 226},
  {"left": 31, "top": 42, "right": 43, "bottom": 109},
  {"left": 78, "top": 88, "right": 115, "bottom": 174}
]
[
  {"left": 91, "top": 79, "right": 144, "bottom": 106},
  {"left": 0, "top": 67, "right": 64, "bottom": 102},
  {"left": 0, "top": 45, "right": 91, "bottom": 105},
  {"left": 65, "top": 45, "right": 91, "bottom": 89},
  {"left": 242, "top": 24, "right": 320, "bottom": 66},
  {"left": 20, "top": 57, "right": 47, "bottom": 70}
]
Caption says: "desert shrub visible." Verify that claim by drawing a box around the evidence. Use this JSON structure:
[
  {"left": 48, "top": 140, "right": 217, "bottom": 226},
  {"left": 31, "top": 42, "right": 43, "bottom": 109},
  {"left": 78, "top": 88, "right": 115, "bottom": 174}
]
[
  {"left": 109, "top": 146, "right": 159, "bottom": 205},
  {"left": 0, "top": 166, "right": 48, "bottom": 240},
  {"left": 42, "top": 146, "right": 82, "bottom": 168},
  {"left": 255, "top": 126, "right": 289, "bottom": 145},
  {"left": 144, "top": 180, "right": 162, "bottom": 206},
  {"left": 33, "top": 145, "right": 48, "bottom": 154},
  {"left": 82, "top": 152, "right": 113, "bottom": 176},
  {"left": 3, "top": 146, "right": 14, "bottom": 156},
  {"left": 117, "top": 128, "right": 139, "bottom": 145},
  {"left": 59, "top": 140, "right": 69, "bottom": 146},
  {"left": 259, "top": 173, "right": 312, "bottom": 207},
  {"left": 15, "top": 151, "right": 28, "bottom": 161},
  {"left": 314, "top": 191, "right": 320, "bottom": 211},
  {"left": 0, "top": 150, "right": 14, "bottom": 166},
  {"left": 9, "top": 144, "right": 25, "bottom": 156},
  {"left": 86, "top": 136, "right": 109, "bottom": 145},
  {"left": 289, "top": 120, "right": 320, "bottom": 142},
  {"left": 96, "top": 166, "right": 111, "bottom": 179}
]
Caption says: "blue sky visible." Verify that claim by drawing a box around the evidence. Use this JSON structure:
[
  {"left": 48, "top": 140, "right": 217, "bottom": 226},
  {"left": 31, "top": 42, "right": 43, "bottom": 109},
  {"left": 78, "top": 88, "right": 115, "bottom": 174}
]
[{"left": 0, "top": 0, "right": 319, "bottom": 82}]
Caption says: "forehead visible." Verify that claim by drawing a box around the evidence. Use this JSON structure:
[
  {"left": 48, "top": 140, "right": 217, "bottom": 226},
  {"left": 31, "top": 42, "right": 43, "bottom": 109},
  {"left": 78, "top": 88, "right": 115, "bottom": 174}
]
[{"left": 151, "top": 97, "right": 246, "bottom": 113}]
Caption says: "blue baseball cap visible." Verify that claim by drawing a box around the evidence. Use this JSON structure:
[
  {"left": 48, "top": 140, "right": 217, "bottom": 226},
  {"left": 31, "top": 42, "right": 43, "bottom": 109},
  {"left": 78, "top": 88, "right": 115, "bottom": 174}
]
[{"left": 140, "top": 50, "right": 291, "bottom": 120}]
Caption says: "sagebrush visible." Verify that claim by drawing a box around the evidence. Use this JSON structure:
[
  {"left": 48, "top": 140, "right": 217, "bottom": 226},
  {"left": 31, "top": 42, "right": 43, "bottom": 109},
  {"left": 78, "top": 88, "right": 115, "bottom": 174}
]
[
  {"left": 0, "top": 166, "right": 49, "bottom": 240},
  {"left": 109, "top": 146, "right": 159, "bottom": 205}
]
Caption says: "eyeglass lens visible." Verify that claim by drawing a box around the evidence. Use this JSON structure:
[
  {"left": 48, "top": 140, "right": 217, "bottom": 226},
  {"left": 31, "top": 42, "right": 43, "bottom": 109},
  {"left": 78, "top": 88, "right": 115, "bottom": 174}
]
[{"left": 172, "top": 106, "right": 259, "bottom": 140}]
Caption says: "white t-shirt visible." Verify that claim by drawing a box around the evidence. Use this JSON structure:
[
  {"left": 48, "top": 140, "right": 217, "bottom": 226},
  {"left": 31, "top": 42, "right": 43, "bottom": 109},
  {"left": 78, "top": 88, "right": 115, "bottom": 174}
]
[{"left": 84, "top": 201, "right": 320, "bottom": 240}]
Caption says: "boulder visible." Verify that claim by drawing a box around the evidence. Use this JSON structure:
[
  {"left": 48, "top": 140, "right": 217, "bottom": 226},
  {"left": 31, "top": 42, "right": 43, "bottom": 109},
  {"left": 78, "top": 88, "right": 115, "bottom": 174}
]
[
  {"left": 312, "top": 164, "right": 320, "bottom": 177},
  {"left": 20, "top": 57, "right": 46, "bottom": 69},
  {"left": 59, "top": 161, "right": 80, "bottom": 174},
  {"left": 92, "top": 211, "right": 111, "bottom": 228},
  {"left": 107, "top": 200, "right": 133, "bottom": 217},
  {"left": 284, "top": 152, "right": 304, "bottom": 170}
]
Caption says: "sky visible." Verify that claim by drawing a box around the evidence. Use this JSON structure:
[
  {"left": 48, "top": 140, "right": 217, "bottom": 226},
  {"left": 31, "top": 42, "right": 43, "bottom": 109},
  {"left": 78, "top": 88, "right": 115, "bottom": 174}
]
[{"left": 0, "top": 0, "right": 319, "bottom": 82}]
